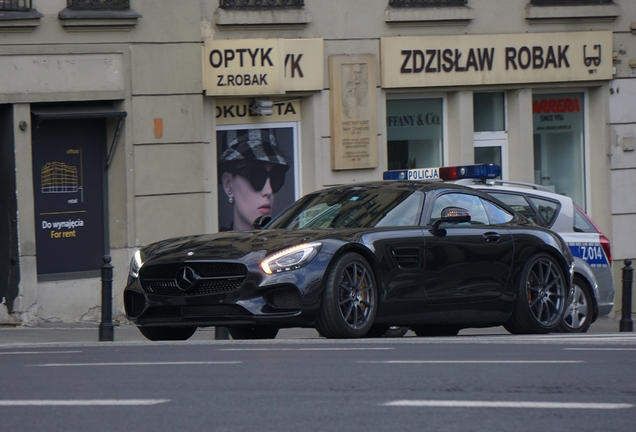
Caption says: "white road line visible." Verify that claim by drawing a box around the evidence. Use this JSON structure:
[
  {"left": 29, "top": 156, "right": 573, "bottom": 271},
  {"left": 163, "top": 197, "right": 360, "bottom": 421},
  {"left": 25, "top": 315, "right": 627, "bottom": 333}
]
[
  {"left": 0, "top": 399, "right": 170, "bottom": 406},
  {"left": 382, "top": 400, "right": 633, "bottom": 409},
  {"left": 26, "top": 361, "right": 241, "bottom": 367},
  {"left": 359, "top": 360, "right": 583, "bottom": 364},
  {"left": 564, "top": 348, "right": 636, "bottom": 351},
  {"left": 0, "top": 351, "right": 82, "bottom": 355},
  {"left": 219, "top": 347, "right": 394, "bottom": 351}
]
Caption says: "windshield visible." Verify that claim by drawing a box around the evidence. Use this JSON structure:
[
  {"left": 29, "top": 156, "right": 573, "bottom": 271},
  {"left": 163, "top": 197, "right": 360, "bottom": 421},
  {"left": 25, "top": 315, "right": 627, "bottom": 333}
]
[{"left": 268, "top": 187, "right": 424, "bottom": 229}]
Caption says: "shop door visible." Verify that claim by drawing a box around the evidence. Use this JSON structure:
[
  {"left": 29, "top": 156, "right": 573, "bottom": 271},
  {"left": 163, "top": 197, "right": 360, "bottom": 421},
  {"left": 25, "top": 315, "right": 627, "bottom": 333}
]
[{"left": 31, "top": 118, "right": 107, "bottom": 279}]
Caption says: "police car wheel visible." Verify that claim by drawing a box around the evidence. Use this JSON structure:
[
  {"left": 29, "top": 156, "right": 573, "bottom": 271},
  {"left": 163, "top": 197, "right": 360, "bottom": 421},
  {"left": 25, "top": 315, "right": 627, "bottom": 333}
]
[
  {"left": 559, "top": 275, "right": 593, "bottom": 333},
  {"left": 383, "top": 326, "right": 409, "bottom": 337},
  {"left": 504, "top": 253, "right": 567, "bottom": 335}
]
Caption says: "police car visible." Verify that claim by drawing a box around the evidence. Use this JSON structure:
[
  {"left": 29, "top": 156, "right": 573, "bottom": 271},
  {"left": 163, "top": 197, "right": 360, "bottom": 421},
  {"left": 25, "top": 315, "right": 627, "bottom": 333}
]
[{"left": 384, "top": 164, "right": 614, "bottom": 334}]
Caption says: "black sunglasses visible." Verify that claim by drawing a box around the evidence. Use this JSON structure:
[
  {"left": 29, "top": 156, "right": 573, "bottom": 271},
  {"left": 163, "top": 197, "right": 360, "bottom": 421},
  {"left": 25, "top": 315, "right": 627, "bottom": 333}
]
[{"left": 233, "top": 164, "right": 286, "bottom": 193}]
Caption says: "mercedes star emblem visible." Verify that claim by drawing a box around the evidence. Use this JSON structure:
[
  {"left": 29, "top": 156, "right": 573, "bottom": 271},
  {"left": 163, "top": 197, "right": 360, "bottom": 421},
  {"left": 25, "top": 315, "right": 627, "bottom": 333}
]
[{"left": 175, "top": 266, "right": 198, "bottom": 292}]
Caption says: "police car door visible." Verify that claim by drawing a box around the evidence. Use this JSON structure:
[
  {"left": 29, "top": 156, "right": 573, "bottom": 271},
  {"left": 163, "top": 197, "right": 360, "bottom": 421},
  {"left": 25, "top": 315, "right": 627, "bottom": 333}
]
[{"left": 422, "top": 191, "right": 514, "bottom": 303}]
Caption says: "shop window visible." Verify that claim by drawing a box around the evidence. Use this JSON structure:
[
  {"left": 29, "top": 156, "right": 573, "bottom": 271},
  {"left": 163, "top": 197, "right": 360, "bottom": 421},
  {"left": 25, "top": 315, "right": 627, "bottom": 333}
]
[
  {"left": 532, "top": 92, "right": 586, "bottom": 209},
  {"left": 473, "top": 92, "right": 506, "bottom": 179},
  {"left": 386, "top": 98, "right": 443, "bottom": 170}
]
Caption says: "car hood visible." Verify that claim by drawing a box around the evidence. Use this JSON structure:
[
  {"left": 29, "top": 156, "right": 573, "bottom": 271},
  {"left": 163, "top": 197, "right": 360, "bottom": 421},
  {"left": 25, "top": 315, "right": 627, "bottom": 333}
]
[{"left": 141, "top": 229, "right": 339, "bottom": 264}]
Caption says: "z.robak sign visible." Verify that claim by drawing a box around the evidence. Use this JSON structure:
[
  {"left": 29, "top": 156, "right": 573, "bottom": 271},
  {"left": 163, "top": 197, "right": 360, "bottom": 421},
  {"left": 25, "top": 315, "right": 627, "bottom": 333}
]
[
  {"left": 381, "top": 31, "right": 613, "bottom": 88},
  {"left": 203, "top": 38, "right": 324, "bottom": 96}
]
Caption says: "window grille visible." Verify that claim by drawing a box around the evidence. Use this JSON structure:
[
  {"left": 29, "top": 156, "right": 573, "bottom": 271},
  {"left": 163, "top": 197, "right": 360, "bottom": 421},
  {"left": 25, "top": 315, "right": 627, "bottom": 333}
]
[
  {"left": 66, "top": 0, "right": 131, "bottom": 9},
  {"left": 388, "top": 0, "right": 467, "bottom": 7},
  {"left": 0, "top": 0, "right": 32, "bottom": 10},
  {"left": 220, "top": 0, "right": 304, "bottom": 8},
  {"left": 530, "top": 0, "right": 613, "bottom": 5}
]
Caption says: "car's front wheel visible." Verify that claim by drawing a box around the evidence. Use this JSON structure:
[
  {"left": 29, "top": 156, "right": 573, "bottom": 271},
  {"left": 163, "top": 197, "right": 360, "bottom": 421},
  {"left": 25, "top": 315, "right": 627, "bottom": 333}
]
[
  {"left": 504, "top": 253, "right": 567, "bottom": 334},
  {"left": 228, "top": 326, "right": 279, "bottom": 340},
  {"left": 316, "top": 253, "right": 378, "bottom": 338},
  {"left": 560, "top": 275, "right": 593, "bottom": 333},
  {"left": 137, "top": 325, "right": 197, "bottom": 341}
]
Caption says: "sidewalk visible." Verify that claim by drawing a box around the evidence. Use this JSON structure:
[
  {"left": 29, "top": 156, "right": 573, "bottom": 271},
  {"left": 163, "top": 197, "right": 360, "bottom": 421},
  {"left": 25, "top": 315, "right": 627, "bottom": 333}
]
[{"left": 0, "top": 315, "right": 626, "bottom": 345}]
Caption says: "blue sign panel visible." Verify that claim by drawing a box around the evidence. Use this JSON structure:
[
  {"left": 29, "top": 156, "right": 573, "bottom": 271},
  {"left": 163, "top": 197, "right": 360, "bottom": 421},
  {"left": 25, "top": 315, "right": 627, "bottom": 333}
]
[{"left": 568, "top": 243, "right": 609, "bottom": 268}]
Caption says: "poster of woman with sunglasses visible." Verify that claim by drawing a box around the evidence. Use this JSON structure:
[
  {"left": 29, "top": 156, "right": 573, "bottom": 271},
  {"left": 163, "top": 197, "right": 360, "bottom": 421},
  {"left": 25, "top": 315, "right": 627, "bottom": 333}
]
[{"left": 217, "top": 127, "right": 296, "bottom": 232}]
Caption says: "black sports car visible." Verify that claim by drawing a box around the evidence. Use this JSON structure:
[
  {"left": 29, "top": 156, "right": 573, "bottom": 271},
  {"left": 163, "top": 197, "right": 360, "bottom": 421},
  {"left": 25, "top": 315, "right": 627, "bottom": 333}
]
[{"left": 124, "top": 176, "right": 574, "bottom": 340}]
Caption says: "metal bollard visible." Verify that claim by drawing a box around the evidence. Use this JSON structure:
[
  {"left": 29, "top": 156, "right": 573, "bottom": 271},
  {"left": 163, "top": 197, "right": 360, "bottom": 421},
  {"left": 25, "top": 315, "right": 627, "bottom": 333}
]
[
  {"left": 619, "top": 259, "right": 633, "bottom": 332},
  {"left": 99, "top": 255, "right": 115, "bottom": 341}
]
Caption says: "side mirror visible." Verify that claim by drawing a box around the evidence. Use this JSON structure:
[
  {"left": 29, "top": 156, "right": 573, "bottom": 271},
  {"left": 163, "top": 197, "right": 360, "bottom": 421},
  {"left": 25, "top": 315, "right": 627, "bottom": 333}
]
[
  {"left": 252, "top": 215, "right": 272, "bottom": 230},
  {"left": 432, "top": 207, "right": 471, "bottom": 230}
]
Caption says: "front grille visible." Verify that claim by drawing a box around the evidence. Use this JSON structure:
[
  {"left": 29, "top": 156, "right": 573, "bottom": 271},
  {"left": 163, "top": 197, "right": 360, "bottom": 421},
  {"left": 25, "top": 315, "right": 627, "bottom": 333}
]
[
  {"left": 143, "top": 304, "right": 251, "bottom": 318},
  {"left": 139, "top": 262, "right": 247, "bottom": 296},
  {"left": 143, "top": 279, "right": 245, "bottom": 296}
]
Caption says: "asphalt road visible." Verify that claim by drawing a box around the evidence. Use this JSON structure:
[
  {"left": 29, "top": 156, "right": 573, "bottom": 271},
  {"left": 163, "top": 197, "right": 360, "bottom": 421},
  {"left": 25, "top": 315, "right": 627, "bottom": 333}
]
[{"left": 1, "top": 320, "right": 635, "bottom": 432}]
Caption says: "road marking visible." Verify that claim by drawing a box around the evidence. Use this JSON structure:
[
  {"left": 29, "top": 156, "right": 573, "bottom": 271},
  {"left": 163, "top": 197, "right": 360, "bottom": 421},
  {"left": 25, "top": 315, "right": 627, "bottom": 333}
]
[
  {"left": 0, "top": 351, "right": 82, "bottom": 355},
  {"left": 359, "top": 360, "right": 583, "bottom": 364},
  {"left": 382, "top": 400, "right": 633, "bottom": 409},
  {"left": 26, "top": 361, "right": 241, "bottom": 367},
  {"left": 0, "top": 399, "right": 170, "bottom": 406},
  {"left": 219, "top": 347, "right": 394, "bottom": 351},
  {"left": 564, "top": 348, "right": 636, "bottom": 351}
]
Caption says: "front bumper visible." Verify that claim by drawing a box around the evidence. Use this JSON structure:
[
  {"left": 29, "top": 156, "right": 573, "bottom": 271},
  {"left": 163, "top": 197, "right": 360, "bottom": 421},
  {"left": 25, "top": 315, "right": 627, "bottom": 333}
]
[{"left": 123, "top": 261, "right": 326, "bottom": 328}]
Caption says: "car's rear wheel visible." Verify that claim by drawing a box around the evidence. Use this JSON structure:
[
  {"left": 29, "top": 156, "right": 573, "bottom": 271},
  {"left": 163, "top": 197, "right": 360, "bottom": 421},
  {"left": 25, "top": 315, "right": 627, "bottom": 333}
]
[
  {"left": 560, "top": 275, "right": 593, "bottom": 333},
  {"left": 316, "top": 253, "right": 378, "bottom": 338},
  {"left": 411, "top": 325, "right": 460, "bottom": 337},
  {"left": 228, "top": 326, "right": 279, "bottom": 340},
  {"left": 504, "top": 253, "right": 567, "bottom": 334},
  {"left": 137, "top": 325, "right": 197, "bottom": 341}
]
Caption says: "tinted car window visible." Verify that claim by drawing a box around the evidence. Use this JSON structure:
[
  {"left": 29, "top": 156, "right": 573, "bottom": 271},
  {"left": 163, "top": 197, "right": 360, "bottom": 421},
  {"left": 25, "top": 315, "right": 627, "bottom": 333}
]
[
  {"left": 269, "top": 189, "right": 424, "bottom": 229},
  {"left": 430, "top": 193, "right": 489, "bottom": 225},
  {"left": 527, "top": 196, "right": 560, "bottom": 227},
  {"left": 486, "top": 192, "right": 539, "bottom": 224},
  {"left": 481, "top": 199, "right": 514, "bottom": 224}
]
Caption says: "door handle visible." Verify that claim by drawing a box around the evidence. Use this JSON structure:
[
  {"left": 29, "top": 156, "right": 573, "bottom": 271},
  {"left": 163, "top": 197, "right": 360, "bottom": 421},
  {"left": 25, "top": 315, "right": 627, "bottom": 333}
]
[{"left": 483, "top": 232, "right": 500, "bottom": 242}]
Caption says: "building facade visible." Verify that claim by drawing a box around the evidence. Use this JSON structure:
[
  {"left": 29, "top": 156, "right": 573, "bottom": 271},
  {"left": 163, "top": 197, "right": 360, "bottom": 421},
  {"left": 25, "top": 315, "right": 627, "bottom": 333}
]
[{"left": 1, "top": 0, "right": 634, "bottom": 325}]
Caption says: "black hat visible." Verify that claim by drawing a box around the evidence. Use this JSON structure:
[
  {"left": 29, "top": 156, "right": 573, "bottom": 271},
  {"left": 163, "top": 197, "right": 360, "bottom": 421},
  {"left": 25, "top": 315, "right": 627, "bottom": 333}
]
[{"left": 219, "top": 130, "right": 288, "bottom": 167}]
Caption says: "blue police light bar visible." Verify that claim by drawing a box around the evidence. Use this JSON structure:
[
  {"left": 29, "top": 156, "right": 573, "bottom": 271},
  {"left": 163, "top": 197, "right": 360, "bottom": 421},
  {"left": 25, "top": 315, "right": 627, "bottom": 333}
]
[{"left": 383, "top": 164, "right": 500, "bottom": 181}]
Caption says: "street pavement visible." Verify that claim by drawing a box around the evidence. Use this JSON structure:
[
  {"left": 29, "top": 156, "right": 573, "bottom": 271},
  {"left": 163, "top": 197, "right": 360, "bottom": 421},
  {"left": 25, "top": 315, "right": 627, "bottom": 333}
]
[{"left": 0, "top": 315, "right": 629, "bottom": 345}]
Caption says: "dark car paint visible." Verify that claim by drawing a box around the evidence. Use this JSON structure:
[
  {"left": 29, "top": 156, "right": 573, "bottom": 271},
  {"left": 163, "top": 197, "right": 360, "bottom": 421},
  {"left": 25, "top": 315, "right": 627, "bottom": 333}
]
[{"left": 124, "top": 181, "right": 573, "bottom": 331}]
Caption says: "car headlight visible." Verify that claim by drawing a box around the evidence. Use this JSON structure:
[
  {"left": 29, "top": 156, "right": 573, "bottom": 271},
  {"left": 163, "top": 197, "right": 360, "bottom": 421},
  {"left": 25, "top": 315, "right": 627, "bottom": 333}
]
[
  {"left": 129, "top": 250, "right": 143, "bottom": 278},
  {"left": 261, "top": 242, "right": 322, "bottom": 275}
]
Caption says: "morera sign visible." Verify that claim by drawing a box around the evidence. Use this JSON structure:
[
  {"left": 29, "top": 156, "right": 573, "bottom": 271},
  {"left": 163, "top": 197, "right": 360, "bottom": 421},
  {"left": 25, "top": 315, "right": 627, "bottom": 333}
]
[{"left": 381, "top": 31, "right": 613, "bottom": 88}]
